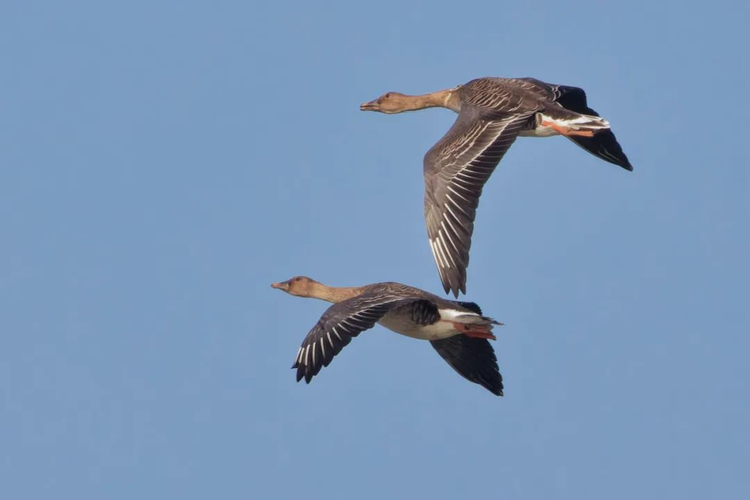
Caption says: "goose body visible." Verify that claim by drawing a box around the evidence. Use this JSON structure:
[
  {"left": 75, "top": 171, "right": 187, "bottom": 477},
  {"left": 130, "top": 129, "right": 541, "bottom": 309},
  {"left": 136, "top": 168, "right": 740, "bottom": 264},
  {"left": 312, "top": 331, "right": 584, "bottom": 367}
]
[
  {"left": 361, "top": 77, "right": 633, "bottom": 297},
  {"left": 271, "top": 276, "right": 504, "bottom": 396},
  {"left": 378, "top": 304, "right": 493, "bottom": 341}
]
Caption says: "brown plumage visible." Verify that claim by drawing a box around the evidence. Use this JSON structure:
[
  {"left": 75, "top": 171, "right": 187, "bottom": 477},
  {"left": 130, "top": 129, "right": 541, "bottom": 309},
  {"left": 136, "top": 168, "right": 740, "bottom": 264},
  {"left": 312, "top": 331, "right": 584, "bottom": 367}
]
[
  {"left": 361, "top": 77, "right": 632, "bottom": 297},
  {"left": 271, "top": 276, "right": 504, "bottom": 396}
]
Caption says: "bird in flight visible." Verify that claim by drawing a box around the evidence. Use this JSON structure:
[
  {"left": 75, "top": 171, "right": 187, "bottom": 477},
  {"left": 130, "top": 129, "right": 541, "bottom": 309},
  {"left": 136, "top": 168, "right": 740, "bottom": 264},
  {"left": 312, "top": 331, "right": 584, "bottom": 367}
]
[
  {"left": 361, "top": 77, "right": 633, "bottom": 297},
  {"left": 272, "top": 276, "right": 504, "bottom": 396}
]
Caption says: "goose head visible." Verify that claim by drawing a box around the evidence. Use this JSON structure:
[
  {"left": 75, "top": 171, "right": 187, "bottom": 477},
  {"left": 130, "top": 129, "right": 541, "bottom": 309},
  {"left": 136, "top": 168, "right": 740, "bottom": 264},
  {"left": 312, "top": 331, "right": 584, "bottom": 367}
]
[
  {"left": 360, "top": 92, "right": 412, "bottom": 114},
  {"left": 271, "top": 276, "right": 319, "bottom": 297}
]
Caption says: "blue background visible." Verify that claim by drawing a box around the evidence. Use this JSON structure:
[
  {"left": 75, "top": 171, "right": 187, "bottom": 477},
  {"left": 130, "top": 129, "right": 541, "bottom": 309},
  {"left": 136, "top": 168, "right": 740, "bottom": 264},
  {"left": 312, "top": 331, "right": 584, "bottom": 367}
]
[{"left": 2, "top": 1, "right": 748, "bottom": 498}]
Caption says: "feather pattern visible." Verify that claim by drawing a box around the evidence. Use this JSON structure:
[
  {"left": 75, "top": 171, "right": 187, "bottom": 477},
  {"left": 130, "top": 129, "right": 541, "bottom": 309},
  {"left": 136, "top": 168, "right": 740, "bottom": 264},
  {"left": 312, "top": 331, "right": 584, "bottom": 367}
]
[
  {"left": 430, "top": 335, "right": 504, "bottom": 396},
  {"left": 424, "top": 111, "right": 533, "bottom": 296},
  {"left": 420, "top": 77, "right": 632, "bottom": 295},
  {"left": 515, "top": 78, "right": 633, "bottom": 170},
  {"left": 292, "top": 292, "right": 414, "bottom": 383},
  {"left": 283, "top": 280, "right": 504, "bottom": 395}
]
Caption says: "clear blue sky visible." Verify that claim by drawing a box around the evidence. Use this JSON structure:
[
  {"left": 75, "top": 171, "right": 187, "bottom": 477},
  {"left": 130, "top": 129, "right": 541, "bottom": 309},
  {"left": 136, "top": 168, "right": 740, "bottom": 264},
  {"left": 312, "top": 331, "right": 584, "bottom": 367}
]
[{"left": 1, "top": 1, "right": 748, "bottom": 498}]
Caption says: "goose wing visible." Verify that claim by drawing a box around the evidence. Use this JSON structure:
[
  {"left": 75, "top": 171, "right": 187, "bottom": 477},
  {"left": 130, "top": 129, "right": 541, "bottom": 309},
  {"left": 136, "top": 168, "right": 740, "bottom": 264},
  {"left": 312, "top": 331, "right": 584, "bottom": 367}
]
[
  {"left": 424, "top": 110, "right": 533, "bottom": 296},
  {"left": 430, "top": 335, "right": 504, "bottom": 396},
  {"left": 515, "top": 78, "right": 633, "bottom": 170},
  {"left": 291, "top": 291, "right": 419, "bottom": 383}
]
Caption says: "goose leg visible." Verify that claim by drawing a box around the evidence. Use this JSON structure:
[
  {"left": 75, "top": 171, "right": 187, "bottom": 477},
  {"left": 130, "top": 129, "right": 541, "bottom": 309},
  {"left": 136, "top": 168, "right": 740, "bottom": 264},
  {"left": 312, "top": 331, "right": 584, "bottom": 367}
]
[
  {"left": 540, "top": 120, "right": 595, "bottom": 137},
  {"left": 451, "top": 322, "right": 497, "bottom": 340}
]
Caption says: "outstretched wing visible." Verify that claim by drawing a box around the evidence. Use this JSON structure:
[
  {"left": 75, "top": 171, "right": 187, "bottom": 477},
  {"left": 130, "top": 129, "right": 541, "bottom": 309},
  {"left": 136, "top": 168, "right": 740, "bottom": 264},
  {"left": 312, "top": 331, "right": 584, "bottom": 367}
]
[
  {"left": 430, "top": 335, "right": 504, "bottom": 396},
  {"left": 291, "top": 293, "right": 415, "bottom": 383},
  {"left": 424, "top": 111, "right": 533, "bottom": 297},
  {"left": 516, "top": 78, "right": 633, "bottom": 171}
]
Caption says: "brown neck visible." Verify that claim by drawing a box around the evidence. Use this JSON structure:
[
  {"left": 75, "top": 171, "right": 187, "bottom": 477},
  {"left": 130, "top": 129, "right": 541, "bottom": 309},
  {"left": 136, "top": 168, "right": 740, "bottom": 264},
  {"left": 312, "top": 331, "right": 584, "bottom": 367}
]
[
  {"left": 400, "top": 88, "right": 461, "bottom": 113},
  {"left": 306, "top": 282, "right": 364, "bottom": 304}
]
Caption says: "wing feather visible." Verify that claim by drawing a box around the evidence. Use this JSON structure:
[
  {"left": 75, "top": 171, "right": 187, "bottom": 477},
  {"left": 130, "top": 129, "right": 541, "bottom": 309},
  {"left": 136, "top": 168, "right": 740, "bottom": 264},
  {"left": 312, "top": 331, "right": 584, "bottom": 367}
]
[
  {"left": 424, "top": 111, "right": 533, "bottom": 296},
  {"left": 292, "top": 292, "right": 419, "bottom": 383}
]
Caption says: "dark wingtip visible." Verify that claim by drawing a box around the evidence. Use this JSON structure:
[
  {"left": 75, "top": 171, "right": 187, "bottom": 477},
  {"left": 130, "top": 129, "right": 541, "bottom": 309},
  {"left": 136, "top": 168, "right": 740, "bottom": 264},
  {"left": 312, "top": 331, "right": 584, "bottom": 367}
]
[
  {"left": 604, "top": 154, "right": 632, "bottom": 172},
  {"left": 489, "top": 373, "right": 504, "bottom": 396},
  {"left": 616, "top": 156, "right": 633, "bottom": 171},
  {"left": 489, "top": 382, "right": 504, "bottom": 397},
  {"left": 478, "top": 379, "right": 503, "bottom": 396},
  {"left": 603, "top": 152, "right": 633, "bottom": 172},
  {"left": 443, "top": 283, "right": 459, "bottom": 298}
]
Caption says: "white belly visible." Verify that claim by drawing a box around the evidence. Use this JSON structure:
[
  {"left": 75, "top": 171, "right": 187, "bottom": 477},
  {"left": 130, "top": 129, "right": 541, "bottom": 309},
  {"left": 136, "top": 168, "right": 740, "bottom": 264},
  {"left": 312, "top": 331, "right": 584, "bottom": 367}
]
[{"left": 377, "top": 312, "right": 459, "bottom": 341}]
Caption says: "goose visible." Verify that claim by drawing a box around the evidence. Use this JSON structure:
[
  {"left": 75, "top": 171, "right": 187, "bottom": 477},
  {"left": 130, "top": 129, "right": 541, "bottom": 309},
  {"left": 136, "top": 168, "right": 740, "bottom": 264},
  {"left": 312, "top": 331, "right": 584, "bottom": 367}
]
[
  {"left": 361, "top": 77, "right": 633, "bottom": 297},
  {"left": 271, "top": 276, "right": 504, "bottom": 396}
]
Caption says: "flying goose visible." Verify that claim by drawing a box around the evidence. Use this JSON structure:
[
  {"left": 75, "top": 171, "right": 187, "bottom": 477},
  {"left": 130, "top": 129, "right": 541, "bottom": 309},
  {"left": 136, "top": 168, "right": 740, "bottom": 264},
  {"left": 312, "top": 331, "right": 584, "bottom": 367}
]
[
  {"left": 361, "top": 77, "right": 633, "bottom": 297},
  {"left": 271, "top": 276, "right": 504, "bottom": 396}
]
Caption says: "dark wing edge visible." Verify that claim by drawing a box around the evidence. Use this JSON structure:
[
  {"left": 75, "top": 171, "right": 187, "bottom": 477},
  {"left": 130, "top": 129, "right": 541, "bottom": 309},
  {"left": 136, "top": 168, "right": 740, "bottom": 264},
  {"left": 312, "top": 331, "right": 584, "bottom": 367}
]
[
  {"left": 515, "top": 78, "right": 633, "bottom": 170},
  {"left": 455, "top": 301, "right": 482, "bottom": 315},
  {"left": 424, "top": 113, "right": 532, "bottom": 297},
  {"left": 291, "top": 294, "right": 414, "bottom": 384},
  {"left": 430, "top": 336, "right": 504, "bottom": 396},
  {"left": 566, "top": 131, "right": 633, "bottom": 171},
  {"left": 530, "top": 80, "right": 633, "bottom": 171}
]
